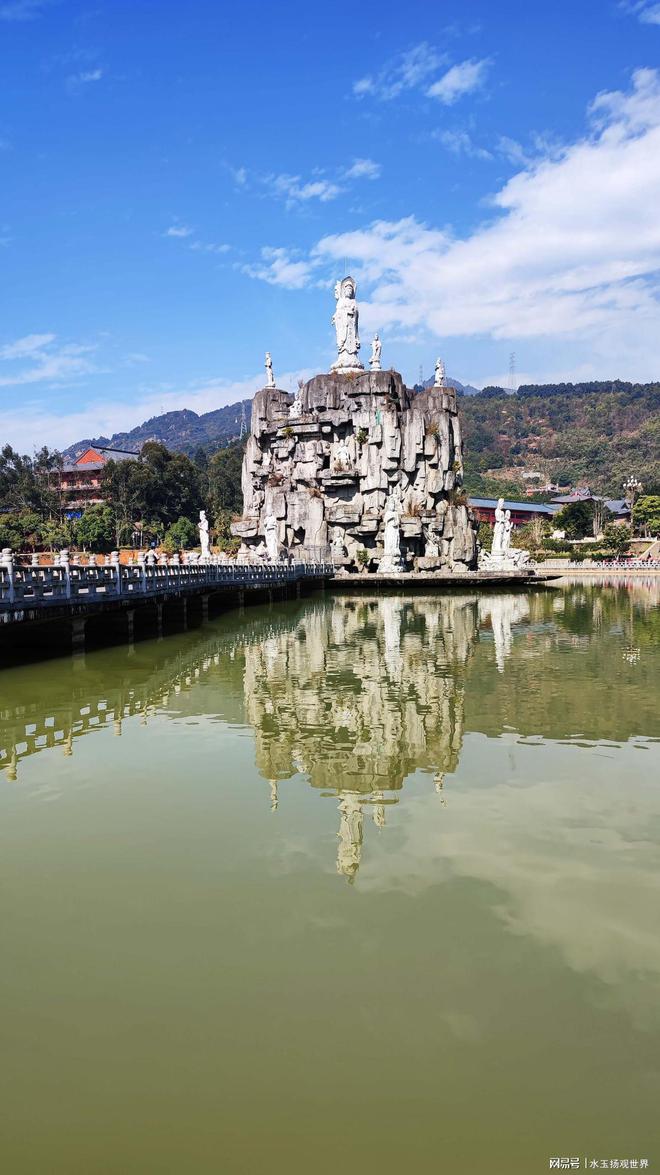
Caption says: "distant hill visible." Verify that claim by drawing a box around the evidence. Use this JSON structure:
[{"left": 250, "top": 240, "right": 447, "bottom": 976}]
[
  {"left": 64, "top": 378, "right": 660, "bottom": 497},
  {"left": 460, "top": 381, "right": 660, "bottom": 496},
  {"left": 415, "top": 376, "right": 482, "bottom": 395},
  {"left": 64, "top": 400, "right": 253, "bottom": 461}
]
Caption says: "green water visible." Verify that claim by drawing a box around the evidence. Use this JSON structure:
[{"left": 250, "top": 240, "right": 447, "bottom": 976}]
[{"left": 1, "top": 582, "right": 659, "bottom": 1175}]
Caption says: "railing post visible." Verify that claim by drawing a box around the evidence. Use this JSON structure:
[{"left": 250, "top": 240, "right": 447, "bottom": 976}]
[
  {"left": 111, "top": 551, "right": 122, "bottom": 598},
  {"left": 60, "top": 548, "right": 71, "bottom": 599},
  {"left": 137, "top": 551, "right": 147, "bottom": 594},
  {"left": 1, "top": 548, "right": 15, "bottom": 605}
]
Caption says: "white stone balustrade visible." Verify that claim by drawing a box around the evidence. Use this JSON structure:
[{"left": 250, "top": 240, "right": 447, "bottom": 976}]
[{"left": 0, "top": 551, "right": 334, "bottom": 615}]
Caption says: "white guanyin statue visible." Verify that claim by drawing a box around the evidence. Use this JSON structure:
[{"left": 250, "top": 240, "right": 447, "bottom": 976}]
[{"left": 331, "top": 276, "right": 364, "bottom": 372}]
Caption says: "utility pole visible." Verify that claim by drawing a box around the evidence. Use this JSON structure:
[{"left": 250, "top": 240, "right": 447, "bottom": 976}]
[{"left": 509, "top": 352, "right": 517, "bottom": 393}]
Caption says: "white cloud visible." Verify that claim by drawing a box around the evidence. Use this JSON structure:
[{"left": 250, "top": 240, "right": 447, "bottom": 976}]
[
  {"left": 0, "top": 332, "right": 55, "bottom": 359},
  {"left": 343, "top": 158, "right": 382, "bottom": 180},
  {"left": 0, "top": 334, "right": 98, "bottom": 387},
  {"left": 189, "top": 240, "right": 231, "bottom": 255},
  {"left": 426, "top": 58, "right": 490, "bottom": 104},
  {"left": 241, "top": 246, "right": 313, "bottom": 289},
  {"left": 246, "top": 68, "right": 660, "bottom": 380},
  {"left": 66, "top": 68, "right": 104, "bottom": 93},
  {"left": 269, "top": 173, "right": 343, "bottom": 206},
  {"left": 0, "top": 0, "right": 51, "bottom": 18},
  {"left": 164, "top": 224, "right": 194, "bottom": 238},
  {"left": 353, "top": 42, "right": 445, "bottom": 101},
  {"left": 0, "top": 368, "right": 315, "bottom": 452},
  {"left": 625, "top": 0, "right": 660, "bottom": 23},
  {"left": 435, "top": 128, "right": 492, "bottom": 160}
]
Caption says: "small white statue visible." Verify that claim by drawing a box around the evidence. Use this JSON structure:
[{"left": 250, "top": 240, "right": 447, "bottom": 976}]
[
  {"left": 289, "top": 378, "right": 304, "bottom": 418},
  {"left": 434, "top": 357, "right": 446, "bottom": 388},
  {"left": 265, "top": 351, "right": 276, "bottom": 389},
  {"left": 331, "top": 276, "right": 364, "bottom": 372},
  {"left": 503, "top": 509, "right": 512, "bottom": 554},
  {"left": 264, "top": 513, "right": 280, "bottom": 562},
  {"left": 198, "top": 509, "right": 210, "bottom": 559},
  {"left": 383, "top": 493, "right": 401, "bottom": 558},
  {"left": 379, "top": 487, "right": 404, "bottom": 572},
  {"left": 331, "top": 533, "right": 346, "bottom": 560},
  {"left": 370, "top": 334, "right": 382, "bottom": 371},
  {"left": 333, "top": 438, "right": 352, "bottom": 470},
  {"left": 492, "top": 497, "right": 506, "bottom": 556}
]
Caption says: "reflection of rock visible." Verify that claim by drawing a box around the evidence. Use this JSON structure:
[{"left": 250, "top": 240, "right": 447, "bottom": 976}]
[{"left": 243, "top": 594, "right": 478, "bottom": 878}]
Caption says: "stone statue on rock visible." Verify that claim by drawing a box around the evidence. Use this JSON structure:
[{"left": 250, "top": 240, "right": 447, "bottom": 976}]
[
  {"left": 264, "top": 513, "right": 280, "bottom": 562},
  {"left": 434, "top": 357, "right": 446, "bottom": 388},
  {"left": 331, "top": 277, "right": 363, "bottom": 373},
  {"left": 265, "top": 352, "right": 276, "bottom": 389},
  {"left": 379, "top": 487, "right": 404, "bottom": 573},
  {"left": 198, "top": 509, "right": 210, "bottom": 559},
  {"left": 370, "top": 334, "right": 382, "bottom": 371},
  {"left": 289, "top": 379, "right": 304, "bottom": 418}
]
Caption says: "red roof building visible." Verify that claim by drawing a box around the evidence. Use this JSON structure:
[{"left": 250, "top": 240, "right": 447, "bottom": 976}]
[{"left": 60, "top": 447, "right": 138, "bottom": 512}]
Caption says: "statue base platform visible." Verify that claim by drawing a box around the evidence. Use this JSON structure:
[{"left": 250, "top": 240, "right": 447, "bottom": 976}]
[
  {"left": 378, "top": 555, "right": 406, "bottom": 574},
  {"left": 330, "top": 361, "right": 364, "bottom": 374}
]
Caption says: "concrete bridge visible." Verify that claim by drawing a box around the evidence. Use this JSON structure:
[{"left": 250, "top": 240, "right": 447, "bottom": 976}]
[{"left": 0, "top": 550, "right": 333, "bottom": 659}]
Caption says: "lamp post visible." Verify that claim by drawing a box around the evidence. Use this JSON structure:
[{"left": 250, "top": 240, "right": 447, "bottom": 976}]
[{"left": 623, "top": 475, "right": 642, "bottom": 536}]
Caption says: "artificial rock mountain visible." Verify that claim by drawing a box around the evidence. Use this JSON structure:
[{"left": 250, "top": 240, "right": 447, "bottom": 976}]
[{"left": 233, "top": 368, "right": 478, "bottom": 573}]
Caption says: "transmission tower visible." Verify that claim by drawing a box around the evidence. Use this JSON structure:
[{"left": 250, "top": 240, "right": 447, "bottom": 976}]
[
  {"left": 509, "top": 351, "right": 517, "bottom": 393},
  {"left": 418, "top": 363, "right": 424, "bottom": 388},
  {"left": 239, "top": 400, "right": 247, "bottom": 439}
]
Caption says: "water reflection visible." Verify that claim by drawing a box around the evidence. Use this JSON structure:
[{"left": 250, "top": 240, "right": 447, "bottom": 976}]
[
  {"left": 244, "top": 595, "right": 477, "bottom": 879},
  {"left": 2, "top": 583, "right": 658, "bottom": 884}
]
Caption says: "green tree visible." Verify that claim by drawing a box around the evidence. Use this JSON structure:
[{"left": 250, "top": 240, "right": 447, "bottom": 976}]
[
  {"left": 39, "top": 518, "right": 75, "bottom": 551},
  {"left": 554, "top": 500, "right": 595, "bottom": 539},
  {"left": 207, "top": 440, "right": 244, "bottom": 517},
  {"left": 633, "top": 495, "right": 660, "bottom": 537},
  {"left": 162, "top": 516, "right": 198, "bottom": 554},
  {"left": 477, "top": 521, "right": 493, "bottom": 552},
  {"left": 603, "top": 522, "right": 631, "bottom": 556},
  {"left": 74, "top": 504, "right": 115, "bottom": 552}
]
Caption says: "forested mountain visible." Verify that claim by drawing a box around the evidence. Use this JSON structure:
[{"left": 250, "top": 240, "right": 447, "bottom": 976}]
[
  {"left": 64, "top": 380, "right": 660, "bottom": 496},
  {"left": 460, "top": 381, "right": 660, "bottom": 495},
  {"left": 64, "top": 400, "right": 253, "bottom": 461}
]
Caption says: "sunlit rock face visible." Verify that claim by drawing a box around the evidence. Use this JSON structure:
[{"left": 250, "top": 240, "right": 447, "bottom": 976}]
[{"left": 234, "top": 369, "right": 478, "bottom": 573}]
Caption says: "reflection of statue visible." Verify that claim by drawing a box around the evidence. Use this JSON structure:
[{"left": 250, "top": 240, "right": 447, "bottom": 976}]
[
  {"left": 265, "top": 352, "right": 276, "bottom": 389},
  {"left": 370, "top": 334, "right": 382, "bottom": 371},
  {"left": 264, "top": 513, "right": 280, "bottom": 562},
  {"left": 331, "top": 276, "right": 363, "bottom": 372},
  {"left": 434, "top": 357, "right": 446, "bottom": 388},
  {"left": 199, "top": 510, "right": 210, "bottom": 559},
  {"left": 337, "top": 795, "right": 363, "bottom": 882}
]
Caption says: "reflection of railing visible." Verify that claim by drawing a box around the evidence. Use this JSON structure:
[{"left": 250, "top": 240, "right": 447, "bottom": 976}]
[{"left": 0, "top": 554, "right": 334, "bottom": 613}]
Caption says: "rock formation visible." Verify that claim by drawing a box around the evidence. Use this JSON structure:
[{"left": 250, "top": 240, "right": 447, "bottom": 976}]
[{"left": 233, "top": 365, "right": 478, "bottom": 573}]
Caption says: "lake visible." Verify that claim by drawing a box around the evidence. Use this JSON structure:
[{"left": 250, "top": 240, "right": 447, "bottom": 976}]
[{"left": 1, "top": 581, "right": 659, "bottom": 1174}]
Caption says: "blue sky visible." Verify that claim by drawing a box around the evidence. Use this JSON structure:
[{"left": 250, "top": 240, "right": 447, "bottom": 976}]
[{"left": 1, "top": 0, "right": 660, "bottom": 450}]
